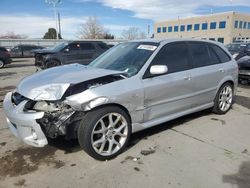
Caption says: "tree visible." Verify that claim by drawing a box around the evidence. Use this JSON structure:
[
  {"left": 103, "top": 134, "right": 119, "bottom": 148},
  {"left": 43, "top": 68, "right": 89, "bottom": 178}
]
[
  {"left": 43, "top": 28, "right": 62, "bottom": 39},
  {"left": 121, "top": 27, "right": 147, "bottom": 40},
  {"left": 103, "top": 33, "right": 115, "bottom": 39},
  {"left": 78, "top": 16, "right": 106, "bottom": 39},
  {"left": 0, "top": 32, "right": 28, "bottom": 39}
]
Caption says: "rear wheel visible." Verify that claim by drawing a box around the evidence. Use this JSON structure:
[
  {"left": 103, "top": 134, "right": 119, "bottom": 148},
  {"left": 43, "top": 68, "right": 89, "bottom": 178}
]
[
  {"left": 45, "top": 59, "right": 61, "bottom": 69},
  {"left": 78, "top": 106, "right": 131, "bottom": 160},
  {"left": 0, "top": 59, "right": 4, "bottom": 68},
  {"left": 212, "top": 83, "right": 233, "bottom": 114}
]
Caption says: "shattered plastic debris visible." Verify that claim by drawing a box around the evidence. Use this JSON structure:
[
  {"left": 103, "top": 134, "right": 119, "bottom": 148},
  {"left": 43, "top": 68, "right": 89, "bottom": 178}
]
[
  {"left": 242, "top": 149, "right": 248, "bottom": 154},
  {"left": 120, "top": 156, "right": 140, "bottom": 164}
]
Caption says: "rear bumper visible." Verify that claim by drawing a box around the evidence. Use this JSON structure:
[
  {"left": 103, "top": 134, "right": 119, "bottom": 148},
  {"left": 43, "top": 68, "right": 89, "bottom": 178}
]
[{"left": 3, "top": 92, "right": 48, "bottom": 147}]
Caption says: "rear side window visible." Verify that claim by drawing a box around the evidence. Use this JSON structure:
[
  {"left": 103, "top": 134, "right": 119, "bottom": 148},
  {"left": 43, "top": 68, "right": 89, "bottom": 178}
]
[
  {"left": 209, "top": 44, "right": 231, "bottom": 63},
  {"left": 80, "top": 43, "right": 95, "bottom": 50},
  {"left": 189, "top": 42, "right": 212, "bottom": 68},
  {"left": 151, "top": 42, "right": 189, "bottom": 74},
  {"left": 97, "top": 42, "right": 109, "bottom": 50}
]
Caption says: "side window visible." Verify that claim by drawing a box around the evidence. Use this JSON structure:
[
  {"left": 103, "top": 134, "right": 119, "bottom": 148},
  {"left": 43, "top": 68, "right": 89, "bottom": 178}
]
[
  {"left": 189, "top": 42, "right": 213, "bottom": 68},
  {"left": 209, "top": 44, "right": 231, "bottom": 63},
  {"left": 208, "top": 45, "right": 221, "bottom": 64},
  {"left": 80, "top": 43, "right": 95, "bottom": 50},
  {"left": 150, "top": 42, "right": 189, "bottom": 74},
  {"left": 68, "top": 43, "right": 80, "bottom": 51}
]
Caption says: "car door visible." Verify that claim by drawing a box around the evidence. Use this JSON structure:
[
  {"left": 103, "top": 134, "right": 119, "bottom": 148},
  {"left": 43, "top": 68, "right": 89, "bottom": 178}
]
[
  {"left": 142, "top": 42, "right": 194, "bottom": 122},
  {"left": 11, "top": 46, "right": 22, "bottom": 58},
  {"left": 188, "top": 42, "right": 229, "bottom": 107},
  {"left": 61, "top": 43, "right": 80, "bottom": 64},
  {"left": 77, "top": 43, "right": 96, "bottom": 65}
]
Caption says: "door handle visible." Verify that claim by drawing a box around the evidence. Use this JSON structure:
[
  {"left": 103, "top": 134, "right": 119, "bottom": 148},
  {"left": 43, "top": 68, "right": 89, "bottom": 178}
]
[
  {"left": 219, "top": 68, "right": 225, "bottom": 73},
  {"left": 184, "top": 76, "right": 192, "bottom": 81}
]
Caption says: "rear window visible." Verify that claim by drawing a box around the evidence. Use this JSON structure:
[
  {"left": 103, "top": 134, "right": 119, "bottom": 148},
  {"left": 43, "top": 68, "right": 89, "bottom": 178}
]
[{"left": 209, "top": 44, "right": 231, "bottom": 63}]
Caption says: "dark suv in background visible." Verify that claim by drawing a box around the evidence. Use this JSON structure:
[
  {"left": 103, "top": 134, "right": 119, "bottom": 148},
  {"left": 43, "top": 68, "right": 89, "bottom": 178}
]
[
  {"left": 34, "top": 41, "right": 109, "bottom": 69},
  {"left": 0, "top": 47, "right": 12, "bottom": 68},
  {"left": 10, "top": 45, "right": 45, "bottom": 58}
]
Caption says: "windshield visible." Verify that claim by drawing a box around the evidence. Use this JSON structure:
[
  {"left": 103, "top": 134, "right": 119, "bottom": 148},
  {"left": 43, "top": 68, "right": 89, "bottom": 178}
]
[
  {"left": 225, "top": 43, "right": 245, "bottom": 51},
  {"left": 89, "top": 42, "right": 159, "bottom": 77},
  {"left": 52, "top": 42, "right": 69, "bottom": 51}
]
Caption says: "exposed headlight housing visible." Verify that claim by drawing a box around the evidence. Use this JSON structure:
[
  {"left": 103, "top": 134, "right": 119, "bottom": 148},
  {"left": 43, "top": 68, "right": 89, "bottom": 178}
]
[
  {"left": 232, "top": 53, "right": 239, "bottom": 59},
  {"left": 33, "top": 101, "right": 60, "bottom": 112}
]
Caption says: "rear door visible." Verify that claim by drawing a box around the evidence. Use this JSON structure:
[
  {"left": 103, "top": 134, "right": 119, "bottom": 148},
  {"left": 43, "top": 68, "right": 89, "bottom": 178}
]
[
  {"left": 188, "top": 41, "right": 230, "bottom": 106},
  {"left": 77, "top": 43, "right": 96, "bottom": 65},
  {"left": 142, "top": 42, "right": 194, "bottom": 122}
]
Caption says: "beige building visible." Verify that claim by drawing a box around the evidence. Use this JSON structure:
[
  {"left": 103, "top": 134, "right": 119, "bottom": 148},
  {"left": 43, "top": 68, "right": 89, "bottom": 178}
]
[{"left": 154, "top": 12, "right": 250, "bottom": 44}]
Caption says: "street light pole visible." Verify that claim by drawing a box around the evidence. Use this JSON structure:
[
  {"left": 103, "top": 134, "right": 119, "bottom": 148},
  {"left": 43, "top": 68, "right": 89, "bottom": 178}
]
[{"left": 45, "top": 0, "right": 61, "bottom": 40}]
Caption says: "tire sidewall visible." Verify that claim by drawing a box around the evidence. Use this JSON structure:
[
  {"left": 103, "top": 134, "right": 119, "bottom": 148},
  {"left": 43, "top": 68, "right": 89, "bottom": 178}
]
[
  {"left": 0, "top": 59, "right": 4, "bottom": 68},
  {"left": 213, "top": 82, "right": 234, "bottom": 114},
  {"left": 78, "top": 106, "right": 132, "bottom": 160}
]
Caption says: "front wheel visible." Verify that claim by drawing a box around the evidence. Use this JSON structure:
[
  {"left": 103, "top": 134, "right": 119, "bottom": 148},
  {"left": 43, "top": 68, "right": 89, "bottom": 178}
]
[
  {"left": 212, "top": 83, "right": 234, "bottom": 114},
  {"left": 78, "top": 106, "right": 131, "bottom": 160},
  {"left": 45, "top": 59, "right": 61, "bottom": 69}
]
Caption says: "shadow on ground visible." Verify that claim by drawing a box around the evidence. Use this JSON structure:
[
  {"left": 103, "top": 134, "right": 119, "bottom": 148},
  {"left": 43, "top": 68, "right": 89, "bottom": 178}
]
[
  {"left": 5, "top": 63, "right": 34, "bottom": 68},
  {"left": 223, "top": 161, "right": 250, "bottom": 188}
]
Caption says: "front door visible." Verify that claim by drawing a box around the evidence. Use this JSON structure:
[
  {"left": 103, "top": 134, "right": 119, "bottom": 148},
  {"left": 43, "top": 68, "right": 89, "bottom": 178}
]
[
  {"left": 142, "top": 42, "right": 193, "bottom": 122},
  {"left": 62, "top": 43, "right": 80, "bottom": 64},
  {"left": 78, "top": 43, "right": 96, "bottom": 65}
]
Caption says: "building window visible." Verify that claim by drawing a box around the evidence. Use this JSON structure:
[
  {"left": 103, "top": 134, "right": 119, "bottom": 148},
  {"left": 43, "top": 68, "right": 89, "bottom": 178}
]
[
  {"left": 168, "top": 26, "right": 172, "bottom": 32},
  {"left": 194, "top": 24, "right": 200, "bottom": 31},
  {"left": 210, "top": 22, "right": 216, "bottom": 29},
  {"left": 202, "top": 23, "right": 208, "bottom": 30},
  {"left": 219, "top": 21, "right": 226, "bottom": 29},
  {"left": 243, "top": 21, "right": 247, "bottom": 29},
  {"left": 174, "top": 26, "right": 179, "bottom": 32},
  {"left": 239, "top": 21, "right": 243, "bottom": 29},
  {"left": 234, "top": 21, "right": 238, "bottom": 28},
  {"left": 187, "top": 24, "right": 192, "bottom": 31},
  {"left": 157, "top": 27, "right": 161, "bottom": 33},
  {"left": 180, "top": 25, "right": 185, "bottom": 32},
  {"left": 209, "top": 38, "right": 215, "bottom": 41},
  {"left": 248, "top": 22, "right": 250, "bottom": 29},
  {"left": 217, "top": 38, "right": 224, "bottom": 43},
  {"left": 162, "top": 27, "right": 167, "bottom": 33}
]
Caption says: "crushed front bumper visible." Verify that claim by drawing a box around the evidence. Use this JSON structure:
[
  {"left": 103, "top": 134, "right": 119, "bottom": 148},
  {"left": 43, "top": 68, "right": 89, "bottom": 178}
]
[{"left": 3, "top": 92, "right": 48, "bottom": 147}]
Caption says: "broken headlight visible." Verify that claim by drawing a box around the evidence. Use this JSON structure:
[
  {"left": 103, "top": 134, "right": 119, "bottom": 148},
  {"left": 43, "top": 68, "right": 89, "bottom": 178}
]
[{"left": 33, "top": 101, "right": 62, "bottom": 112}]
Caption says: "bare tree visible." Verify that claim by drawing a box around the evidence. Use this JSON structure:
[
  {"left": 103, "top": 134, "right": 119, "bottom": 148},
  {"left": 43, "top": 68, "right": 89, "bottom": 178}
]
[
  {"left": 0, "top": 32, "right": 28, "bottom": 39},
  {"left": 121, "top": 27, "right": 146, "bottom": 40},
  {"left": 78, "top": 16, "right": 106, "bottom": 39}
]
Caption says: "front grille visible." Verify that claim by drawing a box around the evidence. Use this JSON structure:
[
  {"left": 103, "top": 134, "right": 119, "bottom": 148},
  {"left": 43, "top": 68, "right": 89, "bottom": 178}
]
[{"left": 11, "top": 92, "right": 27, "bottom": 106}]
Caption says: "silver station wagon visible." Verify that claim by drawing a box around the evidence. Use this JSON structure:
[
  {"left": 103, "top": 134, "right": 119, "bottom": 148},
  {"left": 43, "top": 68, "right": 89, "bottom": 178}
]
[{"left": 3, "top": 39, "right": 238, "bottom": 160}]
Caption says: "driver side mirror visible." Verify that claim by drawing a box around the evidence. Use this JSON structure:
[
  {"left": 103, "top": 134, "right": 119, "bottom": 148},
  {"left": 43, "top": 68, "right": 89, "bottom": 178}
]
[{"left": 150, "top": 65, "right": 168, "bottom": 75}]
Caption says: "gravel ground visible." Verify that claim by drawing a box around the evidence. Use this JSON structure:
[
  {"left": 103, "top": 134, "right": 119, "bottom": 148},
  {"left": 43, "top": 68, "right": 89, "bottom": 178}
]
[{"left": 0, "top": 58, "right": 250, "bottom": 188}]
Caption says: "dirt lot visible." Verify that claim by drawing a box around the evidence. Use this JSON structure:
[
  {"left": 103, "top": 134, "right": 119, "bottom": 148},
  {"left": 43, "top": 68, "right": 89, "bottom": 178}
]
[{"left": 0, "top": 58, "right": 250, "bottom": 188}]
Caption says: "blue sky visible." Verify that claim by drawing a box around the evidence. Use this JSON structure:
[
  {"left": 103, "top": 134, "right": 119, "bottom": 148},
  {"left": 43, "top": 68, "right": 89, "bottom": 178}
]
[{"left": 0, "top": 0, "right": 250, "bottom": 39}]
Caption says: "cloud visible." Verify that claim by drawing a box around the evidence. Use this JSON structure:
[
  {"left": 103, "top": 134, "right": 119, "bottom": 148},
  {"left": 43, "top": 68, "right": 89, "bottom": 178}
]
[
  {"left": 99, "top": 0, "right": 250, "bottom": 20},
  {"left": 0, "top": 14, "right": 86, "bottom": 39}
]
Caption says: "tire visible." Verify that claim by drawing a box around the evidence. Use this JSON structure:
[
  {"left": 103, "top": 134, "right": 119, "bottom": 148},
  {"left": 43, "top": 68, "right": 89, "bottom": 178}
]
[
  {"left": 0, "top": 59, "right": 5, "bottom": 69},
  {"left": 45, "top": 59, "right": 61, "bottom": 69},
  {"left": 212, "top": 82, "right": 233, "bottom": 114},
  {"left": 78, "top": 106, "right": 131, "bottom": 160}
]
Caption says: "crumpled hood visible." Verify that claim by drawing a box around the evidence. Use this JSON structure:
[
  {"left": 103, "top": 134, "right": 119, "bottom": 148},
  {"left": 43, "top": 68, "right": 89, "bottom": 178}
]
[{"left": 17, "top": 64, "right": 123, "bottom": 100}]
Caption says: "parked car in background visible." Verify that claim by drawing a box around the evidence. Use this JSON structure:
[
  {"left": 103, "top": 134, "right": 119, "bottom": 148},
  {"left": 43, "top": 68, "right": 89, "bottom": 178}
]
[
  {"left": 3, "top": 39, "right": 238, "bottom": 160},
  {"left": 237, "top": 56, "right": 250, "bottom": 84},
  {"left": 34, "top": 41, "right": 109, "bottom": 69},
  {"left": 225, "top": 43, "right": 250, "bottom": 60},
  {"left": 0, "top": 46, "right": 12, "bottom": 68},
  {"left": 10, "top": 45, "right": 45, "bottom": 58}
]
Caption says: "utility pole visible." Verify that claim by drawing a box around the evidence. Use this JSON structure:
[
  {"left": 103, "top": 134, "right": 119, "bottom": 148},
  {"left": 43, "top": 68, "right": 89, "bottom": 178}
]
[
  {"left": 58, "top": 12, "right": 61, "bottom": 38},
  {"left": 45, "top": 0, "right": 62, "bottom": 40}
]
